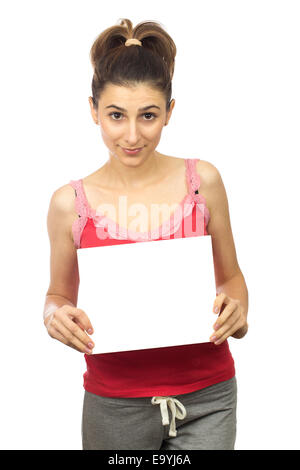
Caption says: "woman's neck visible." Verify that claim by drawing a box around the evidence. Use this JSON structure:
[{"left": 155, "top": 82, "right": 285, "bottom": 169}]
[{"left": 101, "top": 150, "right": 166, "bottom": 191}]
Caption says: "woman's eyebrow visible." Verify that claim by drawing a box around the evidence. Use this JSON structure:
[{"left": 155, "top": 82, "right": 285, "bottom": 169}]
[{"left": 105, "top": 104, "right": 161, "bottom": 111}]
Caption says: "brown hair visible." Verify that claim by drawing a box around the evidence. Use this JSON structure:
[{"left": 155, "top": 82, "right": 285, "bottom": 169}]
[{"left": 89, "top": 18, "right": 177, "bottom": 112}]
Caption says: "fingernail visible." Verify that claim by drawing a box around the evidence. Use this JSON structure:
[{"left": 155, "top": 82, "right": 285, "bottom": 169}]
[
  {"left": 210, "top": 335, "right": 217, "bottom": 342},
  {"left": 214, "top": 306, "right": 219, "bottom": 313},
  {"left": 87, "top": 328, "right": 93, "bottom": 334},
  {"left": 88, "top": 342, "right": 94, "bottom": 349},
  {"left": 85, "top": 347, "right": 93, "bottom": 354}
]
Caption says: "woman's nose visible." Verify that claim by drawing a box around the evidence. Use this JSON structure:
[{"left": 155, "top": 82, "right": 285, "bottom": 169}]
[{"left": 124, "top": 122, "right": 141, "bottom": 142}]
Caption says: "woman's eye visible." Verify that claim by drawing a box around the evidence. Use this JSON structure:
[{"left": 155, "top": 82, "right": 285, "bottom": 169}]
[
  {"left": 110, "top": 112, "right": 122, "bottom": 120},
  {"left": 109, "top": 112, "right": 156, "bottom": 121},
  {"left": 143, "top": 113, "right": 156, "bottom": 120}
]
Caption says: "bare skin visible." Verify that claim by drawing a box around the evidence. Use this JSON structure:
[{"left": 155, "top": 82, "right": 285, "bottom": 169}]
[
  {"left": 78, "top": 153, "right": 197, "bottom": 234},
  {"left": 44, "top": 83, "right": 248, "bottom": 355}
]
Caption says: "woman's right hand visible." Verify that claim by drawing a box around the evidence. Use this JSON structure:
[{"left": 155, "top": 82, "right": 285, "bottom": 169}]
[{"left": 44, "top": 305, "right": 95, "bottom": 354}]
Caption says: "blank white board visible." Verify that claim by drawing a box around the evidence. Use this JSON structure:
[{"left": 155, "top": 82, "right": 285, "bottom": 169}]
[{"left": 77, "top": 235, "right": 217, "bottom": 354}]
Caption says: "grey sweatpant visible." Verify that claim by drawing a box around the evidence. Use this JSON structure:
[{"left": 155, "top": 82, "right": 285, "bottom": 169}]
[{"left": 81, "top": 376, "right": 237, "bottom": 450}]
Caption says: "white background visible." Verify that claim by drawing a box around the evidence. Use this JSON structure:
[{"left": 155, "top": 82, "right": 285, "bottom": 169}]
[{"left": 0, "top": 0, "right": 299, "bottom": 450}]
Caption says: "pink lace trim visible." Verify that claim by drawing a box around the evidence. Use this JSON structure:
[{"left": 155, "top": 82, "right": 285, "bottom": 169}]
[
  {"left": 69, "top": 180, "right": 88, "bottom": 249},
  {"left": 92, "top": 193, "right": 195, "bottom": 241},
  {"left": 69, "top": 158, "right": 210, "bottom": 247}
]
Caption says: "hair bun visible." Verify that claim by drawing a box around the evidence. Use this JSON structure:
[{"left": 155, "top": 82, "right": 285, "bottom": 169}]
[{"left": 90, "top": 18, "right": 176, "bottom": 111}]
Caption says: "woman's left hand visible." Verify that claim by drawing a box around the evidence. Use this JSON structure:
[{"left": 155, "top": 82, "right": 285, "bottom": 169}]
[{"left": 209, "top": 293, "right": 248, "bottom": 345}]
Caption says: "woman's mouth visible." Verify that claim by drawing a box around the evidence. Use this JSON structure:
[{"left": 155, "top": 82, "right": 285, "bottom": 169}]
[{"left": 121, "top": 147, "right": 143, "bottom": 155}]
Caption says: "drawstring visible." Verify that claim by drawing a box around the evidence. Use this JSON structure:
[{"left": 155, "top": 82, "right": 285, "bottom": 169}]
[{"left": 151, "top": 396, "right": 187, "bottom": 437}]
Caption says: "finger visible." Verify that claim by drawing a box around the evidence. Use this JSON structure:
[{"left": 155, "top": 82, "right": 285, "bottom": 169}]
[
  {"left": 211, "top": 316, "right": 242, "bottom": 345},
  {"left": 73, "top": 316, "right": 92, "bottom": 334},
  {"left": 212, "top": 293, "right": 228, "bottom": 314},
  {"left": 210, "top": 308, "right": 240, "bottom": 343},
  {"left": 57, "top": 317, "right": 94, "bottom": 353},
  {"left": 73, "top": 317, "right": 86, "bottom": 331},
  {"left": 61, "top": 314, "right": 95, "bottom": 350},
  {"left": 51, "top": 317, "right": 93, "bottom": 354},
  {"left": 213, "top": 302, "right": 239, "bottom": 331},
  {"left": 47, "top": 323, "right": 82, "bottom": 353},
  {"left": 68, "top": 308, "right": 94, "bottom": 335}
]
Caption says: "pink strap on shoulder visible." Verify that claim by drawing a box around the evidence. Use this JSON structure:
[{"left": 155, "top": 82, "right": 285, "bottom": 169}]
[
  {"left": 185, "top": 158, "right": 201, "bottom": 194},
  {"left": 185, "top": 159, "right": 210, "bottom": 229},
  {"left": 69, "top": 179, "right": 90, "bottom": 249},
  {"left": 69, "top": 179, "right": 89, "bottom": 218}
]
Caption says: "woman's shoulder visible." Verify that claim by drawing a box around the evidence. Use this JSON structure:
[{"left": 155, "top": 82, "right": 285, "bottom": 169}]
[
  {"left": 161, "top": 154, "right": 221, "bottom": 191},
  {"left": 162, "top": 154, "right": 212, "bottom": 173},
  {"left": 49, "top": 182, "right": 78, "bottom": 213},
  {"left": 195, "top": 158, "right": 222, "bottom": 188},
  {"left": 47, "top": 183, "right": 80, "bottom": 239},
  {"left": 168, "top": 154, "right": 219, "bottom": 174},
  {"left": 47, "top": 183, "right": 80, "bottom": 245},
  {"left": 194, "top": 159, "right": 230, "bottom": 227}
]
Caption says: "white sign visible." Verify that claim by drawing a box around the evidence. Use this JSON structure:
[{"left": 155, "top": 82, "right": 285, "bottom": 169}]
[{"left": 77, "top": 235, "right": 217, "bottom": 354}]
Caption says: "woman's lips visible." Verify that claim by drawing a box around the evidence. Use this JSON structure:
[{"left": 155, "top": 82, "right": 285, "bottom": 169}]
[{"left": 121, "top": 147, "right": 143, "bottom": 155}]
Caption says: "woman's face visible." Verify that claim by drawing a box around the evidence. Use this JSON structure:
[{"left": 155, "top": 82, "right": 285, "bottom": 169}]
[{"left": 88, "top": 83, "right": 175, "bottom": 165}]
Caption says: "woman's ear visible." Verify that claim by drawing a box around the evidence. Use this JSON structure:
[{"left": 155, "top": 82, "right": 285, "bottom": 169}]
[
  {"left": 165, "top": 98, "right": 175, "bottom": 126},
  {"left": 88, "top": 96, "right": 99, "bottom": 125}
]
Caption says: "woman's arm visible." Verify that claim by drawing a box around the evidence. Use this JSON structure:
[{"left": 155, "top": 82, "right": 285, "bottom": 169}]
[
  {"left": 43, "top": 185, "right": 94, "bottom": 354},
  {"left": 199, "top": 160, "right": 249, "bottom": 341},
  {"left": 215, "top": 271, "right": 248, "bottom": 338},
  {"left": 45, "top": 185, "right": 80, "bottom": 306}
]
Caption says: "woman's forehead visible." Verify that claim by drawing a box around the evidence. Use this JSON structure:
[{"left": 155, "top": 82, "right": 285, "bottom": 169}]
[{"left": 100, "top": 83, "right": 163, "bottom": 103}]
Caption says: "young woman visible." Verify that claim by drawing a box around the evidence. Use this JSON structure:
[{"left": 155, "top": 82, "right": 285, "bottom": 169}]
[{"left": 43, "top": 18, "right": 249, "bottom": 450}]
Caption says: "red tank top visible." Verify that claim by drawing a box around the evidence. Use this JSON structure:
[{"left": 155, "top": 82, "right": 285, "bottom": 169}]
[{"left": 69, "top": 158, "right": 235, "bottom": 398}]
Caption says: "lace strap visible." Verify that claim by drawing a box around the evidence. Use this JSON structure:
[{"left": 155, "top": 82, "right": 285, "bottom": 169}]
[
  {"left": 69, "top": 179, "right": 89, "bottom": 218},
  {"left": 185, "top": 158, "right": 201, "bottom": 195}
]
